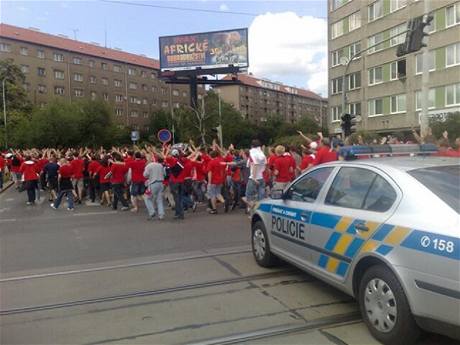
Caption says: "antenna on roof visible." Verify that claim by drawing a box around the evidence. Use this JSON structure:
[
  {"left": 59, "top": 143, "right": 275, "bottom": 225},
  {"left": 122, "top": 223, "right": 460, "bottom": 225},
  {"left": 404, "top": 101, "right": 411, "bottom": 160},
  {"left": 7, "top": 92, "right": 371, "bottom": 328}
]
[
  {"left": 72, "top": 28, "right": 79, "bottom": 40},
  {"left": 104, "top": 19, "right": 107, "bottom": 48}
]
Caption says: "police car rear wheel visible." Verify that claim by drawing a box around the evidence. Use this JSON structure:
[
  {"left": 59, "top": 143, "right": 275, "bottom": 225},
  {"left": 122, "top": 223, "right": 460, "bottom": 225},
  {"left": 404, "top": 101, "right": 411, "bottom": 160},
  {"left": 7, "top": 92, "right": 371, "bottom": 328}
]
[
  {"left": 359, "top": 265, "right": 420, "bottom": 345},
  {"left": 252, "top": 221, "right": 277, "bottom": 267}
]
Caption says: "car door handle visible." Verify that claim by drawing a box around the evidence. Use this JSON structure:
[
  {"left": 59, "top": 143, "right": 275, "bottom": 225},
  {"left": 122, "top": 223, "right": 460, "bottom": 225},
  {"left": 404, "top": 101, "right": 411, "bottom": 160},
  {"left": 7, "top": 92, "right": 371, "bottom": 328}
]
[
  {"left": 300, "top": 213, "right": 310, "bottom": 222},
  {"left": 355, "top": 223, "right": 369, "bottom": 232}
]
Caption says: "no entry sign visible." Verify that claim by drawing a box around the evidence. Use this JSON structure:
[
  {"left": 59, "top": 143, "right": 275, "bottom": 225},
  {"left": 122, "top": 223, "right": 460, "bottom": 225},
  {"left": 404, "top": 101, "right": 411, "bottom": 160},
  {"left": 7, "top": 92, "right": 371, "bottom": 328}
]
[{"left": 157, "top": 129, "right": 172, "bottom": 143}]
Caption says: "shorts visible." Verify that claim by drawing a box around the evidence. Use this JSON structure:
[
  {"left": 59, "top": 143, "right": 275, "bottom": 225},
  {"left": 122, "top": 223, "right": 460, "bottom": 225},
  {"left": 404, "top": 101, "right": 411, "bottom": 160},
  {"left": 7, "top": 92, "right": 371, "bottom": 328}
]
[
  {"left": 208, "top": 184, "right": 222, "bottom": 199},
  {"left": 130, "top": 182, "right": 146, "bottom": 196},
  {"left": 100, "top": 182, "right": 111, "bottom": 192},
  {"left": 73, "top": 178, "right": 84, "bottom": 189},
  {"left": 47, "top": 177, "right": 58, "bottom": 190}
]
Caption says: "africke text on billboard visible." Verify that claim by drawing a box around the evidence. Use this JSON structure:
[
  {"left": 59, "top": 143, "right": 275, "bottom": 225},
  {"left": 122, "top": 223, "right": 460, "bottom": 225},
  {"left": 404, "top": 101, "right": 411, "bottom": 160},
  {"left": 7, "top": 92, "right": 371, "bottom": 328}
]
[{"left": 159, "top": 28, "right": 248, "bottom": 71}]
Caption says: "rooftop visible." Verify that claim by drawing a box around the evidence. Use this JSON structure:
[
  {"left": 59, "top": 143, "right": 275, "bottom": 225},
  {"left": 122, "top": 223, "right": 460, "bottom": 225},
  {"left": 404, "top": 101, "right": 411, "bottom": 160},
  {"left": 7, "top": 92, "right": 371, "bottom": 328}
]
[{"left": 0, "top": 23, "right": 160, "bottom": 69}]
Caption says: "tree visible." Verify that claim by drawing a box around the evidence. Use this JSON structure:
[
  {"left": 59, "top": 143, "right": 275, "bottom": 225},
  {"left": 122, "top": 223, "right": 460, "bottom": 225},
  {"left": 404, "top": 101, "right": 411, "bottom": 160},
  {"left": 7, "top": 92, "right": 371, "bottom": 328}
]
[{"left": 430, "top": 112, "right": 460, "bottom": 141}]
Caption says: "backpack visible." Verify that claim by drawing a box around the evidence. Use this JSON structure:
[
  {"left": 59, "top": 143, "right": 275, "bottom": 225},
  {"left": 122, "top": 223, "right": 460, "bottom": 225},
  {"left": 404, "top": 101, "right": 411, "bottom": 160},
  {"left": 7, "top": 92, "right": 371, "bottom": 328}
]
[{"left": 169, "top": 159, "right": 184, "bottom": 177}]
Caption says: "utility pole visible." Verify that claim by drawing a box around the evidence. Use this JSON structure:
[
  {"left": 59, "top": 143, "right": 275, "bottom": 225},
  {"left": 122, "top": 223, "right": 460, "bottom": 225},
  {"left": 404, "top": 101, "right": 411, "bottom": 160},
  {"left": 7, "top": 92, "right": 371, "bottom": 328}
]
[
  {"left": 2, "top": 78, "right": 7, "bottom": 148},
  {"left": 217, "top": 90, "right": 223, "bottom": 148},
  {"left": 420, "top": 0, "right": 431, "bottom": 136}
]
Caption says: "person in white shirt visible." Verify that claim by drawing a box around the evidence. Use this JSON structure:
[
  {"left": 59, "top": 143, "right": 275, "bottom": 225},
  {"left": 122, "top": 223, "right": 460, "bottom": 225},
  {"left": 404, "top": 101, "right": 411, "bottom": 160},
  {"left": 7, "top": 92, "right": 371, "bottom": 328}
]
[{"left": 242, "top": 139, "right": 267, "bottom": 210}]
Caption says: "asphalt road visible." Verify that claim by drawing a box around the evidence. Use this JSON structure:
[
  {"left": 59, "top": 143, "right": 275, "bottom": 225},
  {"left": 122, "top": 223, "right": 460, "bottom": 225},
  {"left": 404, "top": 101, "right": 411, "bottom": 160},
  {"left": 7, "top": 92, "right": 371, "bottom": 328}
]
[{"left": 0, "top": 186, "right": 456, "bottom": 345}]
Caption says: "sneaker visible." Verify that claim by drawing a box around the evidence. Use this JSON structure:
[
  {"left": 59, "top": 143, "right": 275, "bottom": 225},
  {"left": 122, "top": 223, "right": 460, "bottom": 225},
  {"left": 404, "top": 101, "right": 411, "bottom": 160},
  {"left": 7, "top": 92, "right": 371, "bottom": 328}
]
[
  {"left": 131, "top": 207, "right": 138, "bottom": 213},
  {"left": 147, "top": 214, "right": 156, "bottom": 220},
  {"left": 192, "top": 202, "right": 197, "bottom": 212},
  {"left": 120, "top": 206, "right": 129, "bottom": 211},
  {"left": 50, "top": 203, "right": 57, "bottom": 210},
  {"left": 208, "top": 209, "right": 217, "bottom": 214},
  {"left": 26, "top": 202, "right": 33, "bottom": 206},
  {"left": 67, "top": 207, "right": 74, "bottom": 211},
  {"left": 158, "top": 216, "right": 165, "bottom": 220},
  {"left": 173, "top": 215, "right": 184, "bottom": 220}
]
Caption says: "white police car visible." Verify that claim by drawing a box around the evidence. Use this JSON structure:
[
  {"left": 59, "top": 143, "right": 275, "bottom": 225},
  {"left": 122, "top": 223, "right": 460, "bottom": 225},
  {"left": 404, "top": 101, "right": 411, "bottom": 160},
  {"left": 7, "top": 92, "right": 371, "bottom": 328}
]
[{"left": 250, "top": 147, "right": 459, "bottom": 345}]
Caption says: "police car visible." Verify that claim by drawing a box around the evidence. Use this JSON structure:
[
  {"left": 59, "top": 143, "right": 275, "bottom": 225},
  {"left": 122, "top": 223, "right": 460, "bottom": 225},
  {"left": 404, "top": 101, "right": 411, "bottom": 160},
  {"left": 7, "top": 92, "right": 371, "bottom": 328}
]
[{"left": 250, "top": 145, "right": 459, "bottom": 345}]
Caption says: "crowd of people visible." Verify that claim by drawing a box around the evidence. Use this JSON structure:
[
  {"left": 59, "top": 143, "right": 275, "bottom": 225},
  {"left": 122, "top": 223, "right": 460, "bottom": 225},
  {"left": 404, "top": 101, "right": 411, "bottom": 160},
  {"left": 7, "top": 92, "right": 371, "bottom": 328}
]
[{"left": 0, "top": 128, "right": 458, "bottom": 220}]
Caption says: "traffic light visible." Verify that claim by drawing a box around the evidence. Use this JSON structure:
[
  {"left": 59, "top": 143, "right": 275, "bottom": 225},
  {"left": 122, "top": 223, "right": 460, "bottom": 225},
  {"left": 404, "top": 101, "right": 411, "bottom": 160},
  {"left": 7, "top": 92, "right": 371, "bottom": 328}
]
[
  {"left": 341, "top": 113, "right": 357, "bottom": 137},
  {"left": 397, "top": 14, "right": 434, "bottom": 57}
]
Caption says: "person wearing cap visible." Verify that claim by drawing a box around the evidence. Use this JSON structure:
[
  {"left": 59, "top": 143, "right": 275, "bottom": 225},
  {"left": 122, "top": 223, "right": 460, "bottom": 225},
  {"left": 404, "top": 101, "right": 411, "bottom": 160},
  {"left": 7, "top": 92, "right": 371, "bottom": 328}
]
[{"left": 300, "top": 141, "right": 318, "bottom": 172}]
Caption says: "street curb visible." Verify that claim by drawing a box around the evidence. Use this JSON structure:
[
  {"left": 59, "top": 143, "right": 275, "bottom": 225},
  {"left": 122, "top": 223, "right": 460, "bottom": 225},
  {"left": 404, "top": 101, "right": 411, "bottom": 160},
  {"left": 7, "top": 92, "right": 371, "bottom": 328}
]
[{"left": 0, "top": 181, "right": 14, "bottom": 194}]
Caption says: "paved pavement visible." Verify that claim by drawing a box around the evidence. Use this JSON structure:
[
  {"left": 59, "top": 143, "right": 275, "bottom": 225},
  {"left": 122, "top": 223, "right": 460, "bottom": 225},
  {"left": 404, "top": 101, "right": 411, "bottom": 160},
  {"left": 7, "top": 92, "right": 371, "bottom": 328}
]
[{"left": 0, "top": 187, "right": 457, "bottom": 344}]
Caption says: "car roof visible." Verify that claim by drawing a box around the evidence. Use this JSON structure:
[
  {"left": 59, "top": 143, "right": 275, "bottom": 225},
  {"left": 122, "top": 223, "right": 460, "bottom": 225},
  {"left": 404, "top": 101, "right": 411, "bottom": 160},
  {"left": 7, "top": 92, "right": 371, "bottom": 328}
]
[{"left": 329, "top": 156, "right": 460, "bottom": 172}]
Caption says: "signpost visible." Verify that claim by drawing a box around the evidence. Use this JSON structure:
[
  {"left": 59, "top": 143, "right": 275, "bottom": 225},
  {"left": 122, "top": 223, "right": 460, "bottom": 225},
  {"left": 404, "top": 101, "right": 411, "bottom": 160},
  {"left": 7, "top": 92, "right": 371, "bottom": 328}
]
[
  {"left": 130, "top": 130, "right": 140, "bottom": 144},
  {"left": 157, "top": 129, "right": 172, "bottom": 144}
]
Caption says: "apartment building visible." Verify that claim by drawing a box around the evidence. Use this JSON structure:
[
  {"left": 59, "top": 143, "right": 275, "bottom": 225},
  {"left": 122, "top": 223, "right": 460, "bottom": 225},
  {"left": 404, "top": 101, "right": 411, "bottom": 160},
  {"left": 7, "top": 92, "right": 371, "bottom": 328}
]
[
  {"left": 214, "top": 74, "right": 328, "bottom": 126},
  {"left": 328, "top": 0, "right": 460, "bottom": 135},
  {"left": 0, "top": 23, "right": 202, "bottom": 131}
]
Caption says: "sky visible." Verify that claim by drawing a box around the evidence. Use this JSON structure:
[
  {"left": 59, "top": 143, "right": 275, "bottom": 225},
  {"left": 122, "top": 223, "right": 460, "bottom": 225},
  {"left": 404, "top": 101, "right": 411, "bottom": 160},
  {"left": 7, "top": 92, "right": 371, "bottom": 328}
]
[{"left": 1, "top": 0, "right": 329, "bottom": 96}]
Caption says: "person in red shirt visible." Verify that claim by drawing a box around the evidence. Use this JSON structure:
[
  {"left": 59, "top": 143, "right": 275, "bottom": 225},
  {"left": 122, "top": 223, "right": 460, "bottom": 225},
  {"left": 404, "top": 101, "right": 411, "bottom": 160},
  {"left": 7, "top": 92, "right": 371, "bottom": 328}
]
[
  {"left": 70, "top": 152, "right": 85, "bottom": 204},
  {"left": 51, "top": 158, "right": 75, "bottom": 210},
  {"left": 127, "top": 151, "right": 147, "bottom": 212},
  {"left": 300, "top": 142, "right": 317, "bottom": 172},
  {"left": 207, "top": 150, "right": 226, "bottom": 214},
  {"left": 313, "top": 138, "right": 339, "bottom": 166},
  {"left": 110, "top": 152, "right": 129, "bottom": 211},
  {"left": 165, "top": 148, "right": 190, "bottom": 219},
  {"left": 10, "top": 154, "right": 23, "bottom": 189},
  {"left": 272, "top": 145, "right": 294, "bottom": 191},
  {"left": 0, "top": 154, "right": 5, "bottom": 191},
  {"left": 36, "top": 153, "right": 49, "bottom": 192},
  {"left": 19, "top": 156, "right": 40, "bottom": 205},
  {"left": 96, "top": 156, "right": 112, "bottom": 207},
  {"left": 191, "top": 156, "right": 206, "bottom": 203}
]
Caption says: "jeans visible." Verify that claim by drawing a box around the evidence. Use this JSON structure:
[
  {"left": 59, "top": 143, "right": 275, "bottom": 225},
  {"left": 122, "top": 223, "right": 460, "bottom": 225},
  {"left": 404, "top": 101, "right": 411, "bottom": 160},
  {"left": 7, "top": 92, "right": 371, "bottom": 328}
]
[
  {"left": 170, "top": 182, "right": 184, "bottom": 218},
  {"left": 245, "top": 179, "right": 266, "bottom": 202},
  {"left": 192, "top": 181, "right": 206, "bottom": 202},
  {"left": 88, "top": 177, "right": 98, "bottom": 202},
  {"left": 112, "top": 183, "right": 129, "bottom": 209},
  {"left": 54, "top": 189, "right": 74, "bottom": 209},
  {"left": 0, "top": 171, "right": 3, "bottom": 189},
  {"left": 144, "top": 182, "right": 164, "bottom": 218},
  {"left": 25, "top": 180, "right": 38, "bottom": 203}
]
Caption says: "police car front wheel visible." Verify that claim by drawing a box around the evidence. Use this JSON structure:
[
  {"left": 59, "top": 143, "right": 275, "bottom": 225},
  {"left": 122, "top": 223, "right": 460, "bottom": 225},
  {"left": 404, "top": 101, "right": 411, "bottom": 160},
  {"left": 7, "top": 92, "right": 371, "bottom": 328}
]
[
  {"left": 359, "top": 265, "right": 420, "bottom": 345},
  {"left": 251, "top": 221, "right": 277, "bottom": 267}
]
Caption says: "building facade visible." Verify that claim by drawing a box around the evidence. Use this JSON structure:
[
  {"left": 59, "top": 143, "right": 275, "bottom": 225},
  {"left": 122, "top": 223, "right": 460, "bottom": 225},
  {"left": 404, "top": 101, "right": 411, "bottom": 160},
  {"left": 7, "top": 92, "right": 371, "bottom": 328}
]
[
  {"left": 328, "top": 0, "right": 460, "bottom": 135},
  {"left": 0, "top": 24, "right": 202, "bottom": 131},
  {"left": 214, "top": 74, "right": 328, "bottom": 126}
]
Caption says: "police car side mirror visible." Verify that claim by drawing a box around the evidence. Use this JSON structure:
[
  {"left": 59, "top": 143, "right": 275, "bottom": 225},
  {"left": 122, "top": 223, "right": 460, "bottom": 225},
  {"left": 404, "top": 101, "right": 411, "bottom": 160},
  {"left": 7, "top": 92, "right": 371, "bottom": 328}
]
[{"left": 270, "top": 189, "right": 284, "bottom": 200}]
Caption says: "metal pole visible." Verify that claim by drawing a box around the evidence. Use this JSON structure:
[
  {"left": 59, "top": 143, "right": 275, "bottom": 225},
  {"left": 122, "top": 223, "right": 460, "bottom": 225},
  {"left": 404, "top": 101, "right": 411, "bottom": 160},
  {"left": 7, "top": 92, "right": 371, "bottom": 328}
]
[
  {"left": 218, "top": 91, "right": 223, "bottom": 147},
  {"left": 2, "top": 78, "right": 7, "bottom": 149},
  {"left": 420, "top": 0, "right": 431, "bottom": 137}
]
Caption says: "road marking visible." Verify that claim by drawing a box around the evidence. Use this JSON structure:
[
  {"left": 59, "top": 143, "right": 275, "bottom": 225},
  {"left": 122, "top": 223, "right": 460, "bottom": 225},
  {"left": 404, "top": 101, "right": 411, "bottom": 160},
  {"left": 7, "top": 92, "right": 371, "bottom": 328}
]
[
  {"left": 73, "top": 211, "right": 117, "bottom": 217},
  {"left": 0, "top": 218, "right": 16, "bottom": 223},
  {"left": 0, "top": 247, "right": 251, "bottom": 283},
  {"left": 0, "top": 208, "right": 11, "bottom": 213},
  {"left": 5, "top": 198, "right": 14, "bottom": 202}
]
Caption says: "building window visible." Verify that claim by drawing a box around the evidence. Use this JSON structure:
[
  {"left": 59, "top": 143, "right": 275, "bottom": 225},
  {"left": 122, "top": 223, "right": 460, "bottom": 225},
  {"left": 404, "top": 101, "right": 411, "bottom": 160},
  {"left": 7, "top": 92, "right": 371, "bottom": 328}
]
[
  {"left": 446, "top": 42, "right": 460, "bottom": 67},
  {"left": 0, "top": 43, "right": 11, "bottom": 52},
  {"left": 143, "top": 112, "right": 149, "bottom": 118},
  {"left": 390, "top": 24, "right": 406, "bottom": 47},
  {"left": 151, "top": 71, "right": 156, "bottom": 79},
  {"left": 38, "top": 84, "right": 47, "bottom": 94},
  {"left": 348, "top": 102, "right": 361, "bottom": 115},
  {"left": 349, "top": 11, "right": 361, "bottom": 32},
  {"left": 101, "top": 78, "right": 108, "bottom": 86},
  {"left": 103, "top": 93, "right": 109, "bottom": 101},
  {"left": 390, "top": 0, "right": 407, "bottom": 13},
  {"left": 331, "top": 77, "right": 343, "bottom": 94},
  {"left": 74, "top": 89, "right": 84, "bottom": 97},
  {"left": 74, "top": 73, "right": 83, "bottom": 82},
  {"left": 90, "top": 76, "right": 96, "bottom": 84},
  {"left": 415, "top": 89, "right": 435, "bottom": 110},
  {"left": 37, "top": 67, "right": 46, "bottom": 77},
  {"left": 141, "top": 84, "right": 147, "bottom": 91},
  {"left": 368, "top": 66, "right": 383, "bottom": 85},
  {"left": 130, "top": 110, "right": 139, "bottom": 117},
  {"left": 368, "top": 33, "right": 384, "bottom": 54},
  {"left": 130, "top": 96, "right": 138, "bottom": 104},
  {"left": 161, "top": 88, "right": 167, "bottom": 95},
  {"left": 20, "top": 47, "right": 28, "bottom": 56},
  {"left": 73, "top": 57, "right": 82, "bottom": 65},
  {"left": 368, "top": 98, "right": 383, "bottom": 116},
  {"left": 368, "top": 0, "right": 383, "bottom": 22},
  {"left": 129, "top": 82, "right": 137, "bottom": 90},
  {"left": 331, "top": 20, "right": 343, "bottom": 39},
  {"left": 390, "top": 94, "right": 406, "bottom": 113},
  {"left": 349, "top": 41, "right": 361, "bottom": 59},
  {"left": 89, "top": 60, "right": 95, "bottom": 68},
  {"left": 161, "top": 101, "right": 169, "bottom": 108},
  {"left": 90, "top": 91, "right": 97, "bottom": 100},
  {"left": 23, "top": 83, "right": 30, "bottom": 92},
  {"left": 141, "top": 71, "right": 147, "bottom": 78},
  {"left": 54, "top": 86, "right": 65, "bottom": 95},
  {"left": 174, "top": 102, "right": 180, "bottom": 108},
  {"left": 172, "top": 89, "right": 180, "bottom": 96},
  {"left": 53, "top": 53, "right": 64, "bottom": 62},
  {"left": 128, "top": 68, "right": 136, "bottom": 76},
  {"left": 390, "top": 62, "right": 398, "bottom": 80},
  {"left": 115, "top": 95, "right": 123, "bottom": 102},
  {"left": 20, "top": 65, "right": 29, "bottom": 74},
  {"left": 331, "top": 50, "right": 341, "bottom": 67},
  {"left": 142, "top": 98, "right": 148, "bottom": 105},
  {"left": 415, "top": 52, "right": 435, "bottom": 74},
  {"left": 101, "top": 62, "right": 108, "bottom": 70},
  {"left": 331, "top": 106, "right": 342, "bottom": 122},
  {"left": 347, "top": 72, "right": 361, "bottom": 90},
  {"left": 330, "top": 0, "right": 349, "bottom": 11},
  {"left": 446, "top": 3, "right": 460, "bottom": 27},
  {"left": 113, "top": 65, "right": 121, "bottom": 73},
  {"left": 446, "top": 83, "right": 460, "bottom": 106},
  {"left": 182, "top": 91, "right": 188, "bottom": 97},
  {"left": 115, "top": 108, "right": 123, "bottom": 116},
  {"left": 37, "top": 49, "right": 45, "bottom": 58},
  {"left": 54, "top": 70, "right": 65, "bottom": 80}
]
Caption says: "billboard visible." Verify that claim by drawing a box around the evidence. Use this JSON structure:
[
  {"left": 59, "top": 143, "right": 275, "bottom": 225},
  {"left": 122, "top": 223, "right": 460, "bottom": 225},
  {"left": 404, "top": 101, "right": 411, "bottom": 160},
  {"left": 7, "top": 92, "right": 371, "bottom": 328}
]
[{"left": 159, "top": 28, "right": 248, "bottom": 71}]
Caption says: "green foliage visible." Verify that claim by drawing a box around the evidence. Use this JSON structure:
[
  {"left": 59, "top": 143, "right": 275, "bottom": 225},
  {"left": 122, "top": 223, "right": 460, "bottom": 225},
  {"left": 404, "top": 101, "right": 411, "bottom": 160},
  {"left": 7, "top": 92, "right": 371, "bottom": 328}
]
[{"left": 430, "top": 112, "right": 460, "bottom": 141}]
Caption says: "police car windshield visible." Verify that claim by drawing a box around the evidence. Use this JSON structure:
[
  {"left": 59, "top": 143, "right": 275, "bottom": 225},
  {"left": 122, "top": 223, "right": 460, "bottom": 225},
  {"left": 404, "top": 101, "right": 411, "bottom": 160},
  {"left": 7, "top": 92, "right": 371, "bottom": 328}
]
[{"left": 408, "top": 165, "right": 460, "bottom": 214}]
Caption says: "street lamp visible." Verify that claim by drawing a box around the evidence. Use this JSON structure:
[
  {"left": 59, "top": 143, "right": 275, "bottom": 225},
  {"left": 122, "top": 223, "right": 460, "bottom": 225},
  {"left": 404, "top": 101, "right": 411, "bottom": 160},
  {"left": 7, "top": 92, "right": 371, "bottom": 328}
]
[{"left": 2, "top": 78, "right": 7, "bottom": 149}]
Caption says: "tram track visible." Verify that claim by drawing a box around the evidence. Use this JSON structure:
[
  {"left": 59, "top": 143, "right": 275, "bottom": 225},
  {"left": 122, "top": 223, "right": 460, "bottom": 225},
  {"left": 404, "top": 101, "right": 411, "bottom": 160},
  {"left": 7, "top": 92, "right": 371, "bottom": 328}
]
[{"left": 0, "top": 269, "right": 301, "bottom": 316}]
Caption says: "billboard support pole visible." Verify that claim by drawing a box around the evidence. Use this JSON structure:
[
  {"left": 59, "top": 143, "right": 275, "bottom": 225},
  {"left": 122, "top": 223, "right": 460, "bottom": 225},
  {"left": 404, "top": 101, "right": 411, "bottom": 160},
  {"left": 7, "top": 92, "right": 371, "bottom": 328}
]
[{"left": 190, "top": 75, "right": 198, "bottom": 110}]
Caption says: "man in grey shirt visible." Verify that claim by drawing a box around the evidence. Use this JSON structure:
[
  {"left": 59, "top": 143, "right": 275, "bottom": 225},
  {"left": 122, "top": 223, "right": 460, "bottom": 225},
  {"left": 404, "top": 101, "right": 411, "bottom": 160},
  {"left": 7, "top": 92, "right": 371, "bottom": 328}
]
[{"left": 143, "top": 157, "right": 165, "bottom": 220}]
